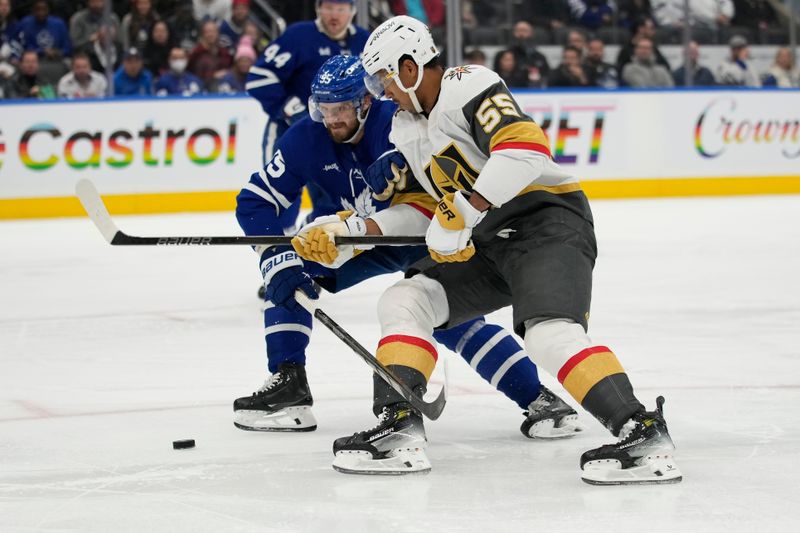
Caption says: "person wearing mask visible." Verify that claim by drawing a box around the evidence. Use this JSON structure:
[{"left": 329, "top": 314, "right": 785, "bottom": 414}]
[
  {"left": 583, "top": 37, "right": 618, "bottom": 88},
  {"left": 549, "top": 45, "right": 591, "bottom": 87},
  {"left": 57, "top": 51, "right": 106, "bottom": 97},
  {"left": 621, "top": 37, "right": 674, "bottom": 87},
  {"left": 672, "top": 40, "right": 716, "bottom": 86},
  {"left": 113, "top": 46, "right": 152, "bottom": 95},
  {"left": 120, "top": 0, "right": 160, "bottom": 51},
  {"left": 716, "top": 35, "right": 760, "bottom": 87},
  {"left": 216, "top": 34, "right": 255, "bottom": 93},
  {"left": 9, "top": 49, "right": 55, "bottom": 98},
  {"left": 761, "top": 47, "right": 799, "bottom": 88},
  {"left": 143, "top": 19, "right": 173, "bottom": 76},
  {"left": 188, "top": 19, "right": 232, "bottom": 84},
  {"left": 69, "top": 0, "right": 119, "bottom": 52},
  {"left": 155, "top": 46, "right": 201, "bottom": 95},
  {"left": 509, "top": 20, "right": 549, "bottom": 88}
]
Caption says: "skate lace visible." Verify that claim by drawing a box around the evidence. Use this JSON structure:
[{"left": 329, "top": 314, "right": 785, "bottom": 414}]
[
  {"left": 526, "top": 387, "right": 553, "bottom": 415},
  {"left": 253, "top": 372, "right": 286, "bottom": 397},
  {"left": 352, "top": 407, "right": 392, "bottom": 437}
]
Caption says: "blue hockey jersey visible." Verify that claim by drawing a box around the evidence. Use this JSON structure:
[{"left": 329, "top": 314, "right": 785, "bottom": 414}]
[
  {"left": 236, "top": 99, "right": 400, "bottom": 237},
  {"left": 245, "top": 20, "right": 368, "bottom": 121}
]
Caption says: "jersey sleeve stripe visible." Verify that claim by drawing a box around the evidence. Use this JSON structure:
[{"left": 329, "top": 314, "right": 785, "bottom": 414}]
[
  {"left": 407, "top": 203, "right": 434, "bottom": 219},
  {"left": 518, "top": 182, "right": 583, "bottom": 196},
  {"left": 391, "top": 191, "right": 437, "bottom": 218},
  {"left": 489, "top": 121, "right": 551, "bottom": 154},
  {"left": 242, "top": 183, "right": 280, "bottom": 213},
  {"left": 491, "top": 141, "right": 552, "bottom": 157},
  {"left": 256, "top": 169, "right": 293, "bottom": 209}
]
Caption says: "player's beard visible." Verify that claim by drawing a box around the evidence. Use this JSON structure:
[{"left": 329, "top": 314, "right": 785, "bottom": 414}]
[{"left": 326, "top": 121, "right": 358, "bottom": 143}]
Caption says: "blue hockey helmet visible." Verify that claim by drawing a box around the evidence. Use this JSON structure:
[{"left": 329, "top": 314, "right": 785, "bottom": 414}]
[{"left": 309, "top": 54, "right": 369, "bottom": 124}]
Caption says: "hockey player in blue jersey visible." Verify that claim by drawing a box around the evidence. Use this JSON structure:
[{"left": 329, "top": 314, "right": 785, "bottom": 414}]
[
  {"left": 233, "top": 55, "right": 581, "bottom": 446},
  {"left": 245, "top": 0, "right": 368, "bottom": 165}
]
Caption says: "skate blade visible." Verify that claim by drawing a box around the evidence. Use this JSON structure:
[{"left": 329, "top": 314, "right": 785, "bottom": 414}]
[
  {"left": 527, "top": 414, "right": 583, "bottom": 439},
  {"left": 581, "top": 456, "right": 683, "bottom": 485},
  {"left": 233, "top": 406, "right": 317, "bottom": 432},
  {"left": 332, "top": 449, "right": 432, "bottom": 475}
]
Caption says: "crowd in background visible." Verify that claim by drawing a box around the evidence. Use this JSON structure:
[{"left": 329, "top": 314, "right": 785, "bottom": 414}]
[{"left": 0, "top": 0, "right": 798, "bottom": 100}]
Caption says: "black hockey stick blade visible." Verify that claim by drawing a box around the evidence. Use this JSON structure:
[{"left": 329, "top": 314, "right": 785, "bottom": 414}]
[
  {"left": 295, "top": 291, "right": 447, "bottom": 420},
  {"left": 75, "top": 179, "right": 425, "bottom": 247}
]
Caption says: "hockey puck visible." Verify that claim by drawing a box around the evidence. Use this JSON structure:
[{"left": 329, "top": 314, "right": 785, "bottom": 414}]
[{"left": 172, "top": 439, "right": 195, "bottom": 450}]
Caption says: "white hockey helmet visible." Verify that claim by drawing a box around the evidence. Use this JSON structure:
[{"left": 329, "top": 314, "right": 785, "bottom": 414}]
[{"left": 361, "top": 15, "right": 439, "bottom": 112}]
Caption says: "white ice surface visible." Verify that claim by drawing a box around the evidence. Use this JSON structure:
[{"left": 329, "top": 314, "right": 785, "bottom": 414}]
[{"left": 2, "top": 196, "right": 799, "bottom": 532}]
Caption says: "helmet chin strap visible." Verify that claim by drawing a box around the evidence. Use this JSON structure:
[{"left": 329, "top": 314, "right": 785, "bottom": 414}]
[{"left": 396, "top": 65, "right": 425, "bottom": 114}]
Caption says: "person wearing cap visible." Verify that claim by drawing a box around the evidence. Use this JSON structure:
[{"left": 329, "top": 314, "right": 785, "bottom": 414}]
[
  {"left": 716, "top": 35, "right": 761, "bottom": 87},
  {"left": 113, "top": 46, "right": 153, "bottom": 95},
  {"left": 155, "top": 46, "right": 202, "bottom": 96},
  {"left": 245, "top": 0, "right": 369, "bottom": 166},
  {"left": 215, "top": 34, "right": 255, "bottom": 93},
  {"left": 219, "top": 0, "right": 251, "bottom": 53}
]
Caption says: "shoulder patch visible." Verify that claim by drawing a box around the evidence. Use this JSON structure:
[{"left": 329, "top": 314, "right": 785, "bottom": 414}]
[{"left": 444, "top": 65, "right": 475, "bottom": 81}]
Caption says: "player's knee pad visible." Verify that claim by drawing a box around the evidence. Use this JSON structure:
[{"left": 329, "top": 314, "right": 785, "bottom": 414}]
[
  {"left": 523, "top": 318, "right": 592, "bottom": 377},
  {"left": 377, "top": 274, "right": 449, "bottom": 335}
]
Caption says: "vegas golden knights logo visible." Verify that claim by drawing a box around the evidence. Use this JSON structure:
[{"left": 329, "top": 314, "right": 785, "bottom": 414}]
[{"left": 424, "top": 143, "right": 480, "bottom": 197}]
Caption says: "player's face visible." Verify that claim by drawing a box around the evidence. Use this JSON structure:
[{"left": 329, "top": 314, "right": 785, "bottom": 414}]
[
  {"left": 381, "top": 66, "right": 416, "bottom": 113},
  {"left": 320, "top": 101, "right": 359, "bottom": 142},
  {"left": 319, "top": 2, "right": 352, "bottom": 37}
]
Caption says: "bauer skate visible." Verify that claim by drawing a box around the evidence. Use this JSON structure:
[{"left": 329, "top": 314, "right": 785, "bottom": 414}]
[
  {"left": 233, "top": 363, "right": 317, "bottom": 432},
  {"left": 580, "top": 396, "right": 682, "bottom": 485},
  {"left": 520, "top": 385, "right": 582, "bottom": 439},
  {"left": 332, "top": 402, "right": 430, "bottom": 475}
]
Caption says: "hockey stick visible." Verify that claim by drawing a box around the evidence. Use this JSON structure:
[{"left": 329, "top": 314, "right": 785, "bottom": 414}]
[
  {"left": 294, "top": 291, "right": 447, "bottom": 421},
  {"left": 75, "top": 179, "right": 425, "bottom": 247}
]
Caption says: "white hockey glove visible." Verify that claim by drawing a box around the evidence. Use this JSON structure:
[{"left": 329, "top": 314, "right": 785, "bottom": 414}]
[
  {"left": 426, "top": 190, "right": 487, "bottom": 263},
  {"left": 282, "top": 96, "right": 307, "bottom": 125},
  {"left": 291, "top": 210, "right": 371, "bottom": 268}
]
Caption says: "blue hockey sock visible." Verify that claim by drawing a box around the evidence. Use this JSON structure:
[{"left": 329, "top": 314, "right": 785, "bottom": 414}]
[
  {"left": 264, "top": 303, "right": 313, "bottom": 373},
  {"left": 434, "top": 318, "right": 541, "bottom": 409}
]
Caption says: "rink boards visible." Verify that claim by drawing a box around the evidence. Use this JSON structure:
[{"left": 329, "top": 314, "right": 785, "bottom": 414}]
[{"left": 1, "top": 88, "right": 799, "bottom": 219}]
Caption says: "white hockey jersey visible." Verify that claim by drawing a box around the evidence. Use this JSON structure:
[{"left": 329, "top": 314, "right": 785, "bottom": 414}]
[{"left": 388, "top": 65, "right": 590, "bottom": 239}]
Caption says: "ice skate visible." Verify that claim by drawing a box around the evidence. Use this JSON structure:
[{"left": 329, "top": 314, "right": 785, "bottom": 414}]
[
  {"left": 520, "top": 386, "right": 582, "bottom": 439},
  {"left": 580, "top": 396, "right": 682, "bottom": 485},
  {"left": 233, "top": 363, "right": 317, "bottom": 432},
  {"left": 332, "top": 403, "right": 430, "bottom": 475}
]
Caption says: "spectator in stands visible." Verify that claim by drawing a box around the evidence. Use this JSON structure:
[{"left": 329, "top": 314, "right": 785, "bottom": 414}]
[
  {"left": 215, "top": 34, "right": 254, "bottom": 93},
  {"left": 9, "top": 49, "right": 55, "bottom": 98},
  {"left": 716, "top": 34, "right": 760, "bottom": 86},
  {"left": 169, "top": 0, "right": 198, "bottom": 50},
  {"left": 17, "top": 0, "right": 71, "bottom": 83},
  {"left": 509, "top": 20, "right": 550, "bottom": 88},
  {"left": 0, "top": 0, "right": 19, "bottom": 80},
  {"left": 70, "top": 0, "right": 120, "bottom": 52},
  {"left": 464, "top": 48, "right": 487, "bottom": 67},
  {"left": 220, "top": 0, "right": 251, "bottom": 52},
  {"left": 515, "top": 0, "right": 571, "bottom": 43},
  {"left": 143, "top": 20, "right": 172, "bottom": 76},
  {"left": 57, "top": 51, "right": 106, "bottom": 97},
  {"left": 617, "top": 0, "right": 653, "bottom": 29},
  {"left": 493, "top": 49, "right": 529, "bottom": 88},
  {"left": 188, "top": 19, "right": 232, "bottom": 84},
  {"left": 762, "top": 47, "right": 799, "bottom": 87},
  {"left": 194, "top": 0, "right": 231, "bottom": 22},
  {"left": 155, "top": 46, "right": 201, "bottom": 95},
  {"left": 651, "top": 0, "right": 734, "bottom": 39},
  {"left": 568, "top": 0, "right": 615, "bottom": 31},
  {"left": 84, "top": 21, "right": 120, "bottom": 74},
  {"left": 566, "top": 28, "right": 588, "bottom": 55},
  {"left": 616, "top": 16, "right": 670, "bottom": 72},
  {"left": 121, "top": 0, "right": 160, "bottom": 51},
  {"left": 672, "top": 40, "right": 716, "bottom": 86},
  {"left": 584, "top": 38, "right": 619, "bottom": 88},
  {"left": 622, "top": 37, "right": 674, "bottom": 86},
  {"left": 242, "top": 19, "right": 267, "bottom": 53},
  {"left": 388, "top": 0, "right": 446, "bottom": 28},
  {"left": 549, "top": 45, "right": 591, "bottom": 87},
  {"left": 113, "top": 46, "right": 153, "bottom": 95},
  {"left": 732, "top": 0, "right": 777, "bottom": 41}
]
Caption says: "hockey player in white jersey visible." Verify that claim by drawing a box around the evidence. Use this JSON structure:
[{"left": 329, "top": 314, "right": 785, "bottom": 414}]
[{"left": 297, "top": 16, "right": 682, "bottom": 483}]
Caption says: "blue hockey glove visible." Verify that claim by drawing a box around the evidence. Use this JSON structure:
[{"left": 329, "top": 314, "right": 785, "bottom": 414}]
[
  {"left": 364, "top": 149, "right": 408, "bottom": 201},
  {"left": 261, "top": 248, "right": 318, "bottom": 312}
]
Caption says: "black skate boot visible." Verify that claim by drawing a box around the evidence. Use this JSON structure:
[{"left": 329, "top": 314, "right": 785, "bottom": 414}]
[
  {"left": 232, "top": 363, "right": 316, "bottom": 432},
  {"left": 580, "top": 396, "right": 682, "bottom": 485},
  {"left": 520, "top": 385, "right": 582, "bottom": 439},
  {"left": 332, "top": 402, "right": 430, "bottom": 475}
]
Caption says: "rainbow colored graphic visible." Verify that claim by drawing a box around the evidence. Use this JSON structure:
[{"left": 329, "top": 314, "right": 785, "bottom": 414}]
[
  {"left": 106, "top": 131, "right": 134, "bottom": 168},
  {"left": 554, "top": 113, "right": 579, "bottom": 164},
  {"left": 19, "top": 123, "right": 61, "bottom": 171},
  {"left": 64, "top": 132, "right": 102, "bottom": 169},
  {"left": 187, "top": 128, "right": 223, "bottom": 165},
  {"left": 589, "top": 112, "right": 604, "bottom": 164}
]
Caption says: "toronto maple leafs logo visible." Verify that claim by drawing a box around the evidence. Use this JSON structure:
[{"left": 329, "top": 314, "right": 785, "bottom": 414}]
[
  {"left": 340, "top": 183, "right": 377, "bottom": 219},
  {"left": 445, "top": 65, "right": 474, "bottom": 81}
]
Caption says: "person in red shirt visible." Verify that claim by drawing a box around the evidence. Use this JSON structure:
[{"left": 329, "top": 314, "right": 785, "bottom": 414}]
[{"left": 188, "top": 19, "right": 232, "bottom": 84}]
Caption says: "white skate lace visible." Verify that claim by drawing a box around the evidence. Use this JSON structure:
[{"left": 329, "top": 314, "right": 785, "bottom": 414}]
[
  {"left": 526, "top": 388, "right": 553, "bottom": 414},
  {"left": 253, "top": 372, "right": 285, "bottom": 396},
  {"left": 616, "top": 418, "right": 639, "bottom": 442}
]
